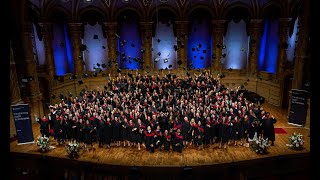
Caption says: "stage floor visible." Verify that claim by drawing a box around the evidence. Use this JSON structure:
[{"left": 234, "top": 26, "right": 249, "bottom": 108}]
[{"left": 10, "top": 103, "right": 310, "bottom": 167}]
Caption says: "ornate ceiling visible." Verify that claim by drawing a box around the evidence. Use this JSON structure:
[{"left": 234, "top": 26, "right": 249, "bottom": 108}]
[{"left": 28, "top": 0, "right": 302, "bottom": 22}]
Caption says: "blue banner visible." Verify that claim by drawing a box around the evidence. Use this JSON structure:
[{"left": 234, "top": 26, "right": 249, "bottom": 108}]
[{"left": 11, "top": 104, "right": 34, "bottom": 144}]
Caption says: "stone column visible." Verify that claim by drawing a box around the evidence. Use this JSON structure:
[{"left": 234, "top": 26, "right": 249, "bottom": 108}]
[
  {"left": 276, "top": 18, "right": 291, "bottom": 80},
  {"left": 248, "top": 19, "right": 263, "bottom": 77},
  {"left": 39, "top": 23, "right": 56, "bottom": 80},
  {"left": 175, "top": 21, "right": 189, "bottom": 71},
  {"left": 68, "top": 23, "right": 84, "bottom": 75},
  {"left": 212, "top": 20, "right": 226, "bottom": 73},
  {"left": 292, "top": 0, "right": 310, "bottom": 89},
  {"left": 140, "top": 22, "right": 153, "bottom": 72},
  {"left": 22, "top": 22, "right": 44, "bottom": 120},
  {"left": 10, "top": 42, "right": 22, "bottom": 137},
  {"left": 103, "top": 22, "right": 118, "bottom": 75}
]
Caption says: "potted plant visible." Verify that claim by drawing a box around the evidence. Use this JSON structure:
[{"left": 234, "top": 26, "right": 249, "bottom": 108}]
[
  {"left": 65, "top": 140, "right": 80, "bottom": 158},
  {"left": 36, "top": 135, "right": 50, "bottom": 152},
  {"left": 250, "top": 134, "right": 270, "bottom": 154},
  {"left": 287, "top": 132, "right": 304, "bottom": 150}
]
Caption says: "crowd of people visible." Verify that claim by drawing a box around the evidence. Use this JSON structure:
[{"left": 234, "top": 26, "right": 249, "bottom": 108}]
[{"left": 35, "top": 71, "right": 277, "bottom": 153}]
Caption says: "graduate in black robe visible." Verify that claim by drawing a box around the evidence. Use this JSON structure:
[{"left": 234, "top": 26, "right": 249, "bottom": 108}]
[
  {"left": 249, "top": 119, "right": 260, "bottom": 139},
  {"left": 163, "top": 129, "right": 171, "bottom": 151},
  {"left": 70, "top": 118, "right": 78, "bottom": 141},
  {"left": 144, "top": 126, "right": 155, "bottom": 153},
  {"left": 153, "top": 125, "right": 163, "bottom": 150},
  {"left": 104, "top": 118, "right": 113, "bottom": 148},
  {"left": 96, "top": 117, "right": 105, "bottom": 147},
  {"left": 76, "top": 119, "right": 84, "bottom": 143},
  {"left": 128, "top": 120, "right": 136, "bottom": 146},
  {"left": 121, "top": 118, "right": 129, "bottom": 147},
  {"left": 57, "top": 119, "right": 66, "bottom": 145},
  {"left": 83, "top": 120, "right": 93, "bottom": 151},
  {"left": 262, "top": 112, "right": 277, "bottom": 145},
  {"left": 173, "top": 129, "right": 184, "bottom": 153},
  {"left": 48, "top": 110, "right": 56, "bottom": 136},
  {"left": 231, "top": 116, "right": 241, "bottom": 146},
  {"left": 35, "top": 115, "right": 50, "bottom": 137},
  {"left": 53, "top": 114, "right": 62, "bottom": 140},
  {"left": 204, "top": 117, "right": 212, "bottom": 145},
  {"left": 112, "top": 117, "right": 121, "bottom": 146},
  {"left": 135, "top": 119, "right": 145, "bottom": 150},
  {"left": 181, "top": 117, "right": 191, "bottom": 147},
  {"left": 219, "top": 117, "right": 230, "bottom": 149},
  {"left": 240, "top": 115, "right": 251, "bottom": 146},
  {"left": 193, "top": 121, "right": 205, "bottom": 149}
]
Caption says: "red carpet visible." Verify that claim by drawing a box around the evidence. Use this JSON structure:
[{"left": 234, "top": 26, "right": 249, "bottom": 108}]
[{"left": 274, "top": 128, "right": 287, "bottom": 134}]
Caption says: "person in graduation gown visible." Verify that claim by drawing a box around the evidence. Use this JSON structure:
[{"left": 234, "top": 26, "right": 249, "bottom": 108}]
[
  {"left": 181, "top": 116, "right": 191, "bottom": 148},
  {"left": 70, "top": 117, "right": 78, "bottom": 142},
  {"left": 104, "top": 117, "right": 113, "bottom": 149},
  {"left": 54, "top": 114, "right": 62, "bottom": 141},
  {"left": 96, "top": 116, "right": 105, "bottom": 147},
  {"left": 173, "top": 128, "right": 184, "bottom": 153},
  {"left": 219, "top": 116, "right": 230, "bottom": 149},
  {"left": 231, "top": 116, "right": 241, "bottom": 146},
  {"left": 121, "top": 118, "right": 129, "bottom": 147},
  {"left": 135, "top": 119, "right": 146, "bottom": 150},
  {"left": 35, "top": 115, "right": 50, "bottom": 137},
  {"left": 262, "top": 112, "right": 277, "bottom": 145},
  {"left": 204, "top": 116, "right": 212, "bottom": 145},
  {"left": 76, "top": 119, "right": 84, "bottom": 145},
  {"left": 128, "top": 120, "right": 136, "bottom": 147},
  {"left": 48, "top": 109, "right": 56, "bottom": 137},
  {"left": 193, "top": 120, "right": 205, "bottom": 150},
  {"left": 57, "top": 118, "right": 66, "bottom": 145},
  {"left": 153, "top": 125, "right": 163, "bottom": 151},
  {"left": 112, "top": 117, "right": 121, "bottom": 147},
  {"left": 163, "top": 129, "right": 171, "bottom": 151},
  {"left": 83, "top": 120, "right": 94, "bottom": 151},
  {"left": 240, "top": 115, "right": 251, "bottom": 146},
  {"left": 144, "top": 126, "right": 155, "bottom": 153}
]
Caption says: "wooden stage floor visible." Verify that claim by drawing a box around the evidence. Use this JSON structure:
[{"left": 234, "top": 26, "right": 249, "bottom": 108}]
[{"left": 10, "top": 103, "right": 310, "bottom": 167}]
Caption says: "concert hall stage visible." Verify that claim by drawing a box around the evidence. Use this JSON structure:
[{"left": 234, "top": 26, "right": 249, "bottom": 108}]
[{"left": 10, "top": 103, "right": 310, "bottom": 179}]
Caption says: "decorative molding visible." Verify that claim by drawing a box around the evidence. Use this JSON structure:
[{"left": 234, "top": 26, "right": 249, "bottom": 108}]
[
  {"left": 179, "top": 0, "right": 186, "bottom": 6},
  {"left": 104, "top": 0, "right": 111, "bottom": 7},
  {"left": 142, "top": 0, "right": 150, "bottom": 6}
]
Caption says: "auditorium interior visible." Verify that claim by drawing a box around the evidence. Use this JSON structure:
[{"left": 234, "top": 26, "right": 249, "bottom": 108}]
[{"left": 10, "top": 0, "right": 312, "bottom": 179}]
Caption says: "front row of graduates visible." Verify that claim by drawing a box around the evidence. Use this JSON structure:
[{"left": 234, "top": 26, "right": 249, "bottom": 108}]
[{"left": 35, "top": 110, "right": 277, "bottom": 153}]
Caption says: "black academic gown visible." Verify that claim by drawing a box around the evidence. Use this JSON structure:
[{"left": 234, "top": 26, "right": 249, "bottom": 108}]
[
  {"left": 163, "top": 133, "right": 171, "bottom": 151},
  {"left": 173, "top": 132, "right": 183, "bottom": 153},
  {"left": 37, "top": 118, "right": 50, "bottom": 137},
  {"left": 144, "top": 130, "right": 155, "bottom": 153},
  {"left": 262, "top": 117, "right": 277, "bottom": 142}
]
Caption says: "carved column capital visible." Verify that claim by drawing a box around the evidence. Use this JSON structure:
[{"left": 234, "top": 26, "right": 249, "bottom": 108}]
[
  {"left": 212, "top": 20, "right": 226, "bottom": 31},
  {"left": 175, "top": 21, "right": 189, "bottom": 28},
  {"left": 103, "top": 22, "right": 117, "bottom": 30},
  {"left": 249, "top": 19, "right": 263, "bottom": 32},
  {"left": 139, "top": 21, "right": 153, "bottom": 32},
  {"left": 68, "top": 22, "right": 82, "bottom": 33}
]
